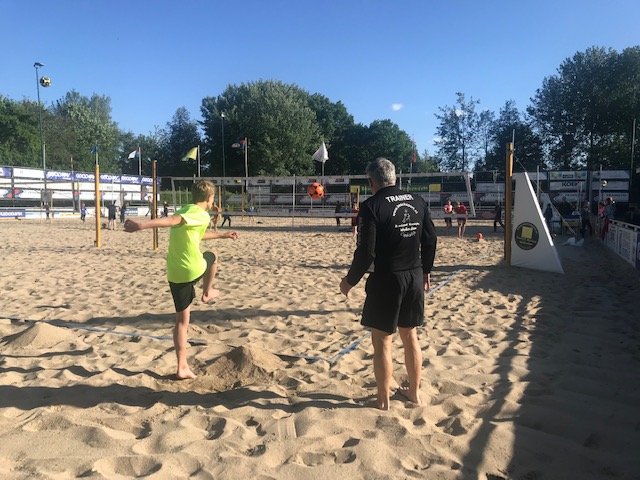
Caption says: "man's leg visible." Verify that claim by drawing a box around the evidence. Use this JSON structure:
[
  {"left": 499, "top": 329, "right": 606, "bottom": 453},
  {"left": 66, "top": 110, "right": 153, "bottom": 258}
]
[
  {"left": 371, "top": 328, "right": 393, "bottom": 410},
  {"left": 201, "top": 250, "right": 220, "bottom": 303},
  {"left": 398, "top": 327, "right": 422, "bottom": 404},
  {"left": 174, "top": 306, "right": 196, "bottom": 379}
]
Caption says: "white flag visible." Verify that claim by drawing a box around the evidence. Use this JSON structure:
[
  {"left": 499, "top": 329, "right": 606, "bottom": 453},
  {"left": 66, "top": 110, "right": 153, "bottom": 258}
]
[{"left": 312, "top": 141, "right": 329, "bottom": 163}]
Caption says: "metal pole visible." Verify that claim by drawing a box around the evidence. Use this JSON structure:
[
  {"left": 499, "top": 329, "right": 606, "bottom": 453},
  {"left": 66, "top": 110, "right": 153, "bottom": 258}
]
[
  {"left": 70, "top": 156, "right": 75, "bottom": 212},
  {"left": 34, "top": 63, "right": 47, "bottom": 194},
  {"left": 631, "top": 118, "right": 636, "bottom": 186},
  {"left": 244, "top": 137, "right": 248, "bottom": 195},
  {"left": 153, "top": 160, "right": 158, "bottom": 250},
  {"left": 221, "top": 113, "right": 226, "bottom": 178},
  {"left": 95, "top": 161, "right": 101, "bottom": 248}
]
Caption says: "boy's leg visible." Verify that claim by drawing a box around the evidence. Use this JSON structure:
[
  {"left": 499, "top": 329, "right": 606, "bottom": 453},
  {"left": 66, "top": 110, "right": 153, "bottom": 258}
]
[
  {"left": 174, "top": 306, "right": 196, "bottom": 379},
  {"left": 201, "top": 250, "right": 220, "bottom": 303}
]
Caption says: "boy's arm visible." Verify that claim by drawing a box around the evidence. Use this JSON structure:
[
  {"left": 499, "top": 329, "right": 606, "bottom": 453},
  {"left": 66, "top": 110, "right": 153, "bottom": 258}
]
[
  {"left": 124, "top": 215, "right": 182, "bottom": 232},
  {"left": 202, "top": 230, "right": 238, "bottom": 240}
]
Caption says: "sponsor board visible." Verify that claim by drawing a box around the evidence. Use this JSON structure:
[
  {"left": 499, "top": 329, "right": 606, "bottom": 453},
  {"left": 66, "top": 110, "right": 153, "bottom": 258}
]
[
  {"left": 591, "top": 192, "right": 629, "bottom": 203},
  {"left": 0, "top": 209, "right": 25, "bottom": 218},
  {"left": 550, "top": 180, "right": 587, "bottom": 191},
  {"left": 13, "top": 168, "right": 44, "bottom": 179},
  {"left": 0, "top": 167, "right": 12, "bottom": 177},
  {"left": 590, "top": 180, "right": 628, "bottom": 191},
  {"left": 549, "top": 171, "right": 587, "bottom": 180},
  {"left": 46, "top": 170, "right": 73, "bottom": 181},
  {"left": 476, "top": 182, "right": 505, "bottom": 193},
  {"left": 592, "top": 170, "right": 630, "bottom": 180},
  {"left": 249, "top": 178, "right": 272, "bottom": 186},
  {"left": 74, "top": 172, "right": 96, "bottom": 182},
  {"left": 120, "top": 175, "right": 141, "bottom": 184}
]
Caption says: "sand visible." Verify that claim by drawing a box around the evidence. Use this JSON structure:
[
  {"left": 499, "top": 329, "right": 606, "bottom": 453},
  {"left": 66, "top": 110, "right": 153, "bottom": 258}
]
[{"left": 0, "top": 216, "right": 639, "bottom": 479}]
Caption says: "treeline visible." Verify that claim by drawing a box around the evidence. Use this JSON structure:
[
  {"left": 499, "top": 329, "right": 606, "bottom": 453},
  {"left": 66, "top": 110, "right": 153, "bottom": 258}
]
[
  {"left": 1, "top": 46, "right": 638, "bottom": 178},
  {"left": 436, "top": 46, "right": 640, "bottom": 173}
]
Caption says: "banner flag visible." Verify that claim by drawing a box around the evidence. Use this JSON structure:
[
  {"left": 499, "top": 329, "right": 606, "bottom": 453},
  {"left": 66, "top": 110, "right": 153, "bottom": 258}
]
[
  {"left": 182, "top": 147, "right": 198, "bottom": 161},
  {"left": 312, "top": 141, "right": 329, "bottom": 163},
  {"left": 128, "top": 147, "right": 140, "bottom": 159}
]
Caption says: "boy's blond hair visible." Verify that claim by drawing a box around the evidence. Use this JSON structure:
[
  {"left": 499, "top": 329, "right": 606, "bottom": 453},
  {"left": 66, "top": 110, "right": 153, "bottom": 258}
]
[{"left": 192, "top": 180, "right": 215, "bottom": 203}]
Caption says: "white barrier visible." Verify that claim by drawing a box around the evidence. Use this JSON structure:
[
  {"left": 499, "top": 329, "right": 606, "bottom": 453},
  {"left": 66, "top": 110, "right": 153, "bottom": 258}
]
[{"left": 605, "top": 221, "right": 640, "bottom": 270}]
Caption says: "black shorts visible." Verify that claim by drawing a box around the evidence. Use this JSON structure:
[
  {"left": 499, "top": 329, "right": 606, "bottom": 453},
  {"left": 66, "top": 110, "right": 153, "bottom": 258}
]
[
  {"left": 361, "top": 268, "right": 424, "bottom": 334},
  {"left": 168, "top": 252, "right": 216, "bottom": 312},
  {"left": 444, "top": 216, "right": 452, "bottom": 225}
]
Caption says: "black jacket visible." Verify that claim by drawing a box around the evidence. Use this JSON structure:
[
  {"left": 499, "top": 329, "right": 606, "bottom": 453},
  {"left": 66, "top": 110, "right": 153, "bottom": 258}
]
[{"left": 346, "top": 185, "right": 437, "bottom": 286}]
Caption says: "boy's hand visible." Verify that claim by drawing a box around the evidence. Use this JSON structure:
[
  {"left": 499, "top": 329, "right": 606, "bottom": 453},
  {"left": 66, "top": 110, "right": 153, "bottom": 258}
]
[
  {"left": 227, "top": 231, "right": 239, "bottom": 240},
  {"left": 124, "top": 219, "right": 141, "bottom": 233}
]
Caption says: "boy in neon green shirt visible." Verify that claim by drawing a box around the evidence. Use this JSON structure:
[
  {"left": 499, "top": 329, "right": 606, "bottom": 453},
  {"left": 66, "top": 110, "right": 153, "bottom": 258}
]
[{"left": 125, "top": 180, "right": 238, "bottom": 379}]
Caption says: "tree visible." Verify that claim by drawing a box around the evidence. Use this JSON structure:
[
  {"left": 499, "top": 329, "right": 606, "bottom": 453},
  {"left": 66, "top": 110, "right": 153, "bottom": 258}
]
[
  {"left": 119, "top": 127, "right": 164, "bottom": 176},
  {"left": 0, "top": 97, "right": 40, "bottom": 167},
  {"left": 434, "top": 92, "right": 480, "bottom": 171},
  {"left": 528, "top": 46, "right": 640, "bottom": 170},
  {"left": 201, "top": 80, "right": 320, "bottom": 176},
  {"left": 477, "top": 100, "right": 544, "bottom": 173},
  {"left": 49, "top": 91, "right": 120, "bottom": 172},
  {"left": 414, "top": 149, "right": 441, "bottom": 173},
  {"left": 155, "top": 107, "right": 202, "bottom": 178},
  {"left": 306, "top": 94, "right": 355, "bottom": 175}
]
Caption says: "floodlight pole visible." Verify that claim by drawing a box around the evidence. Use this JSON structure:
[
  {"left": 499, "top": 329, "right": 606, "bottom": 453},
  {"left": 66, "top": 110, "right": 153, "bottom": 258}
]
[
  {"left": 34, "top": 62, "right": 46, "bottom": 193},
  {"left": 221, "top": 112, "right": 226, "bottom": 178}
]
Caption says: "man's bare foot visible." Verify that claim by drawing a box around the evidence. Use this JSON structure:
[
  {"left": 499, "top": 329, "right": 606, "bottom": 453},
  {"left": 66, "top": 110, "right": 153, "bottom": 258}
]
[
  {"left": 176, "top": 367, "right": 197, "bottom": 380},
  {"left": 398, "top": 387, "right": 421, "bottom": 405},
  {"left": 201, "top": 289, "right": 220, "bottom": 303}
]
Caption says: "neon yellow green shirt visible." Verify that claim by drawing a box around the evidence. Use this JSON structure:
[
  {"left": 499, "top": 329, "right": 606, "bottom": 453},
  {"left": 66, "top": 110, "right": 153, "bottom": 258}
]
[{"left": 166, "top": 204, "right": 210, "bottom": 283}]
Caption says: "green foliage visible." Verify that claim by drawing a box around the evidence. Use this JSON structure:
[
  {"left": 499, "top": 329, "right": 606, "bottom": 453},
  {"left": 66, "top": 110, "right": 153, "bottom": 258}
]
[
  {"left": 4, "top": 46, "right": 638, "bottom": 180},
  {"left": 201, "top": 80, "right": 320, "bottom": 176},
  {"left": 528, "top": 46, "right": 640, "bottom": 170},
  {"left": 0, "top": 97, "right": 40, "bottom": 167},
  {"left": 475, "top": 100, "right": 544, "bottom": 173},
  {"left": 155, "top": 107, "right": 202, "bottom": 178},
  {"left": 434, "top": 92, "right": 481, "bottom": 172}
]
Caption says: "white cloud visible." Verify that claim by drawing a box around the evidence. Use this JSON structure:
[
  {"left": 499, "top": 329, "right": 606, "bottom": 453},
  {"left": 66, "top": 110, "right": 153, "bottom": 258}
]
[{"left": 391, "top": 103, "right": 403, "bottom": 111}]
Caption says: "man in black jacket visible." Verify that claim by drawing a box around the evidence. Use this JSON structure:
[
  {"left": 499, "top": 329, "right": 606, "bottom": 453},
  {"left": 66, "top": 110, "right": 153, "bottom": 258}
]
[{"left": 340, "top": 158, "right": 437, "bottom": 410}]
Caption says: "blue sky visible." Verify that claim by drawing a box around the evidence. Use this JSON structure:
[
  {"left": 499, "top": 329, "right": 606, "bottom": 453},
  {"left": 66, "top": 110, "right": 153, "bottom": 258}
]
[{"left": 2, "top": 0, "right": 638, "bottom": 156}]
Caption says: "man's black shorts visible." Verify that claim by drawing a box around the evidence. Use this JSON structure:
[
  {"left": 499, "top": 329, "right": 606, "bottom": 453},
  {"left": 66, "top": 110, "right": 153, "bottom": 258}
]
[
  {"left": 361, "top": 268, "right": 424, "bottom": 334},
  {"left": 168, "top": 252, "right": 216, "bottom": 312}
]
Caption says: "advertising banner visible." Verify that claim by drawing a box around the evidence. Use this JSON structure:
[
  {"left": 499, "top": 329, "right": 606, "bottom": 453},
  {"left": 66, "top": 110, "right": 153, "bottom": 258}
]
[{"left": 549, "top": 171, "right": 587, "bottom": 180}]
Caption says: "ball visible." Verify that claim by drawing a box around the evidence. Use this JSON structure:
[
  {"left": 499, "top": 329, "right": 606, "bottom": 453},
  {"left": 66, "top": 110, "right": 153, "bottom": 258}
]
[
  {"left": 40, "top": 76, "right": 51, "bottom": 87},
  {"left": 307, "top": 182, "right": 324, "bottom": 199},
  {"left": 477, "top": 233, "right": 483, "bottom": 240}
]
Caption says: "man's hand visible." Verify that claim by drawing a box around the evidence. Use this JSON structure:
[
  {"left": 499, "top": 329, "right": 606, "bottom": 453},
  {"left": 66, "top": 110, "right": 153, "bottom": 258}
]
[
  {"left": 227, "top": 231, "right": 239, "bottom": 240},
  {"left": 340, "top": 277, "right": 353, "bottom": 297},
  {"left": 423, "top": 273, "right": 431, "bottom": 292}
]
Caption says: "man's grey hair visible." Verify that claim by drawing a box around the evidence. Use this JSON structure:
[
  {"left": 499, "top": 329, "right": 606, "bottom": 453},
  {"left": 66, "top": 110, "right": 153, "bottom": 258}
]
[{"left": 366, "top": 157, "right": 396, "bottom": 188}]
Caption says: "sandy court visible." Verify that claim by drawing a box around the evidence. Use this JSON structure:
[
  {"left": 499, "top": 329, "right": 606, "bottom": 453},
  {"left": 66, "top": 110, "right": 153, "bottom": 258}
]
[{"left": 0, "top": 216, "right": 639, "bottom": 479}]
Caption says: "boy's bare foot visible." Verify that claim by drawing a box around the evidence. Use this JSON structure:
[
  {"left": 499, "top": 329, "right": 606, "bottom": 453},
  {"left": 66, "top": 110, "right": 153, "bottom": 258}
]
[
  {"left": 398, "top": 387, "right": 421, "bottom": 405},
  {"left": 201, "top": 289, "right": 220, "bottom": 303},
  {"left": 375, "top": 398, "right": 390, "bottom": 411},
  {"left": 176, "top": 368, "right": 197, "bottom": 380}
]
